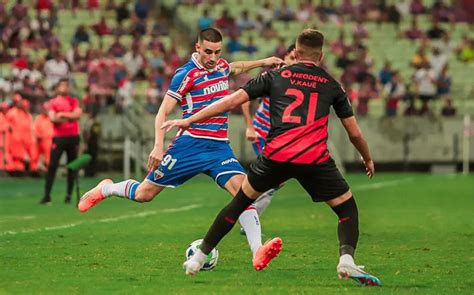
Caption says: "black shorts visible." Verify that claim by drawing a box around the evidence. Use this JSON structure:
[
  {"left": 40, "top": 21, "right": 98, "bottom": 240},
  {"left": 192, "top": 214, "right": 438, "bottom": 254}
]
[{"left": 248, "top": 155, "right": 350, "bottom": 202}]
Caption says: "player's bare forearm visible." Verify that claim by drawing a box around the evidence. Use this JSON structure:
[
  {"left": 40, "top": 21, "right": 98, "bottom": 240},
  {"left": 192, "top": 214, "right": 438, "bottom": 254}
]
[
  {"left": 241, "top": 101, "right": 253, "bottom": 127},
  {"left": 230, "top": 57, "right": 283, "bottom": 75},
  {"left": 341, "top": 116, "right": 372, "bottom": 162},
  {"left": 188, "top": 89, "right": 250, "bottom": 125},
  {"left": 154, "top": 96, "right": 178, "bottom": 149}
]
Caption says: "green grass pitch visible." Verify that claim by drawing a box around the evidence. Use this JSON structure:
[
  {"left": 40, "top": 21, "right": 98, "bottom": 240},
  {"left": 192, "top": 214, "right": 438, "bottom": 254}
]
[{"left": 1, "top": 173, "right": 473, "bottom": 294}]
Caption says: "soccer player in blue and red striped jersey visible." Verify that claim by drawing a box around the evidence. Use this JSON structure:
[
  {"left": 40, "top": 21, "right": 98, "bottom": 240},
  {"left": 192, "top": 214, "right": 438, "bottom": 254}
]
[
  {"left": 164, "top": 29, "right": 381, "bottom": 286},
  {"left": 78, "top": 28, "right": 283, "bottom": 268}
]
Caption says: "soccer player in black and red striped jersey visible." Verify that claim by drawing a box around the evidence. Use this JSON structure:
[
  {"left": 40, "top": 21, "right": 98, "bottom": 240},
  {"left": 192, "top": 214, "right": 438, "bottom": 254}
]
[{"left": 162, "top": 29, "right": 381, "bottom": 286}]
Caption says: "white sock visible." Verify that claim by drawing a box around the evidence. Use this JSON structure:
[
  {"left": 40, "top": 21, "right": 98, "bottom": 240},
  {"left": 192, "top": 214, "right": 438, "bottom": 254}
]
[
  {"left": 191, "top": 249, "right": 208, "bottom": 265},
  {"left": 102, "top": 179, "right": 140, "bottom": 200},
  {"left": 339, "top": 254, "right": 355, "bottom": 265},
  {"left": 253, "top": 188, "right": 276, "bottom": 216},
  {"left": 239, "top": 206, "right": 262, "bottom": 257}
]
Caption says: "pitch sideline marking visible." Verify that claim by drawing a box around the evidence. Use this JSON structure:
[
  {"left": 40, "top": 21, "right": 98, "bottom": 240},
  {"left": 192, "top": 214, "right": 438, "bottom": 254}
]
[
  {"left": 353, "top": 178, "right": 414, "bottom": 191},
  {"left": 0, "top": 204, "right": 201, "bottom": 236}
]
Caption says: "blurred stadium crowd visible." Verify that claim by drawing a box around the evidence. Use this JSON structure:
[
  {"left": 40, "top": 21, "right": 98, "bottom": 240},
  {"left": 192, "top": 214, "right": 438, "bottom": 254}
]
[{"left": 0, "top": 0, "right": 473, "bottom": 176}]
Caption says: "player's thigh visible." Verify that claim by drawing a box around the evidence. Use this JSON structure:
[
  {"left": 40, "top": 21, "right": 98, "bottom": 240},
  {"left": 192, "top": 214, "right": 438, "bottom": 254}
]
[
  {"left": 247, "top": 155, "right": 290, "bottom": 194},
  {"left": 65, "top": 136, "right": 80, "bottom": 163},
  {"left": 145, "top": 136, "right": 207, "bottom": 188},
  {"left": 206, "top": 142, "right": 246, "bottom": 189},
  {"left": 223, "top": 174, "right": 245, "bottom": 196},
  {"left": 295, "top": 161, "right": 350, "bottom": 202},
  {"left": 49, "top": 137, "right": 67, "bottom": 166}
]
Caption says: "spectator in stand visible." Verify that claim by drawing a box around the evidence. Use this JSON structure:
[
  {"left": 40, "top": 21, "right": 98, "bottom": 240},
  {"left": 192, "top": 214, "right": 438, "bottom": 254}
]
[
  {"left": 198, "top": 9, "right": 214, "bottom": 30},
  {"left": 411, "top": 46, "right": 429, "bottom": 69},
  {"left": 258, "top": 1, "right": 274, "bottom": 25},
  {"left": 130, "top": 14, "right": 147, "bottom": 36},
  {"left": 116, "top": 74, "right": 134, "bottom": 111},
  {"left": 144, "top": 80, "right": 161, "bottom": 114},
  {"left": 339, "top": 0, "right": 354, "bottom": 15},
  {"left": 275, "top": 0, "right": 295, "bottom": 22},
  {"left": 36, "top": 0, "right": 53, "bottom": 12},
  {"left": 431, "top": 0, "right": 453, "bottom": 23},
  {"left": 435, "top": 32, "right": 456, "bottom": 57},
  {"left": 237, "top": 10, "right": 256, "bottom": 31},
  {"left": 330, "top": 31, "right": 348, "bottom": 56},
  {"left": 108, "top": 35, "right": 127, "bottom": 58},
  {"left": 457, "top": 35, "right": 474, "bottom": 62},
  {"left": 215, "top": 9, "right": 233, "bottom": 33},
  {"left": 261, "top": 21, "right": 278, "bottom": 40},
  {"left": 44, "top": 51, "right": 70, "bottom": 92},
  {"left": 123, "top": 44, "right": 145, "bottom": 80},
  {"left": 436, "top": 65, "right": 451, "bottom": 99},
  {"left": 402, "top": 17, "right": 424, "bottom": 41},
  {"left": 378, "top": 61, "right": 393, "bottom": 85},
  {"left": 352, "top": 19, "right": 369, "bottom": 40},
  {"left": 87, "top": 0, "right": 99, "bottom": 16},
  {"left": 426, "top": 19, "right": 446, "bottom": 40},
  {"left": 245, "top": 36, "right": 258, "bottom": 55},
  {"left": 440, "top": 98, "right": 456, "bottom": 117},
  {"left": 66, "top": 42, "right": 84, "bottom": 72},
  {"left": 72, "top": 25, "right": 90, "bottom": 44},
  {"left": 148, "top": 47, "right": 165, "bottom": 70},
  {"left": 356, "top": 76, "right": 377, "bottom": 117},
  {"left": 31, "top": 103, "right": 53, "bottom": 173},
  {"left": 383, "top": 71, "right": 405, "bottom": 117},
  {"left": 296, "top": 0, "right": 313, "bottom": 23},
  {"left": 12, "top": 0, "right": 28, "bottom": 21},
  {"left": 429, "top": 46, "right": 448, "bottom": 77},
  {"left": 226, "top": 35, "right": 245, "bottom": 54},
  {"left": 134, "top": 0, "right": 149, "bottom": 21},
  {"left": 386, "top": 4, "right": 401, "bottom": 31},
  {"left": 409, "top": 0, "right": 426, "bottom": 15},
  {"left": 92, "top": 16, "right": 112, "bottom": 39},
  {"left": 404, "top": 98, "right": 419, "bottom": 116},
  {"left": 115, "top": 1, "right": 130, "bottom": 24},
  {"left": 414, "top": 62, "right": 437, "bottom": 103}
]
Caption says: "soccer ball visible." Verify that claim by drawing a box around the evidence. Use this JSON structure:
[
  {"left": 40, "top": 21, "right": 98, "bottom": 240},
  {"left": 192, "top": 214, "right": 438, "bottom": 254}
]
[{"left": 185, "top": 239, "right": 219, "bottom": 271}]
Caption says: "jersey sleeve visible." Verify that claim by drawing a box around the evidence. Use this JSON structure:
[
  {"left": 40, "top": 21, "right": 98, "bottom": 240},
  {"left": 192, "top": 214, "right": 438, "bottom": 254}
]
[
  {"left": 166, "top": 67, "right": 194, "bottom": 102},
  {"left": 240, "top": 71, "right": 273, "bottom": 101},
  {"left": 332, "top": 83, "right": 354, "bottom": 118}
]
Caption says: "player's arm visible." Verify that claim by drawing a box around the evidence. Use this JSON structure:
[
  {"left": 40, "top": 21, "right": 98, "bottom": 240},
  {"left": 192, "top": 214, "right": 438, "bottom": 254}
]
[
  {"left": 48, "top": 110, "right": 68, "bottom": 123},
  {"left": 162, "top": 89, "right": 250, "bottom": 132},
  {"left": 340, "top": 116, "right": 374, "bottom": 178},
  {"left": 230, "top": 57, "right": 283, "bottom": 75},
  {"left": 241, "top": 101, "right": 257, "bottom": 142},
  {"left": 147, "top": 95, "right": 179, "bottom": 171}
]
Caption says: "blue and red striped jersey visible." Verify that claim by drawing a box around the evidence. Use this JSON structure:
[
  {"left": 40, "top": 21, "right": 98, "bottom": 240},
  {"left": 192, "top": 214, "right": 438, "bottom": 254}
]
[
  {"left": 252, "top": 96, "right": 271, "bottom": 139},
  {"left": 166, "top": 53, "right": 232, "bottom": 141}
]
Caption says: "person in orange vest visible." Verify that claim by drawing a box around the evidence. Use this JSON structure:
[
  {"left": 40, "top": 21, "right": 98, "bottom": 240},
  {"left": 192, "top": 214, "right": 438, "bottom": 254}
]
[
  {"left": 5, "top": 94, "right": 26, "bottom": 176},
  {"left": 31, "top": 102, "right": 54, "bottom": 173},
  {"left": 18, "top": 99, "right": 37, "bottom": 176},
  {"left": 0, "top": 102, "right": 10, "bottom": 172}
]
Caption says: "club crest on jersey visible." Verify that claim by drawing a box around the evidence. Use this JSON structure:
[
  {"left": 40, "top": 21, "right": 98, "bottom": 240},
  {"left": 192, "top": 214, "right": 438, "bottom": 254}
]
[
  {"left": 154, "top": 170, "right": 164, "bottom": 180},
  {"left": 203, "top": 80, "right": 229, "bottom": 95},
  {"left": 281, "top": 70, "right": 292, "bottom": 78}
]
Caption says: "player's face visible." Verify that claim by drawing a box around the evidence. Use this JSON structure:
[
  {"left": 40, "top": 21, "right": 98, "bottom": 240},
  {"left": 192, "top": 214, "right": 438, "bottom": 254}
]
[
  {"left": 196, "top": 40, "right": 222, "bottom": 70},
  {"left": 284, "top": 49, "right": 297, "bottom": 65}
]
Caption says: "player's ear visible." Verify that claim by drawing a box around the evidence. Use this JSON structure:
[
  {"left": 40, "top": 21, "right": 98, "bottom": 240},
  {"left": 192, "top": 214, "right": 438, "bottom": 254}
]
[{"left": 195, "top": 42, "right": 200, "bottom": 52}]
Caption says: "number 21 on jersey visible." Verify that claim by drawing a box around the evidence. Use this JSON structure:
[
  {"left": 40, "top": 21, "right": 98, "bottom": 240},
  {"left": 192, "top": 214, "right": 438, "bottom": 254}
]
[{"left": 282, "top": 88, "right": 318, "bottom": 125}]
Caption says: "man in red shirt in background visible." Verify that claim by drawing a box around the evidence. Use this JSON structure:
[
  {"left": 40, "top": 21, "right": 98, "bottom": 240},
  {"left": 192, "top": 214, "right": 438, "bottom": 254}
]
[
  {"left": 40, "top": 79, "right": 82, "bottom": 205},
  {"left": 31, "top": 103, "right": 54, "bottom": 173}
]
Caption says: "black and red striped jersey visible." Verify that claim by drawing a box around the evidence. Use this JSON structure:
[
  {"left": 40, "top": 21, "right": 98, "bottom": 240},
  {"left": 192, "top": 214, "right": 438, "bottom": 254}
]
[{"left": 241, "top": 63, "right": 353, "bottom": 164}]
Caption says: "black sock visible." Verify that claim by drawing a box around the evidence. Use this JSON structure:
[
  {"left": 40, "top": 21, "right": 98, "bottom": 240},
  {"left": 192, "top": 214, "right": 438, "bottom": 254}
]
[
  {"left": 331, "top": 196, "right": 359, "bottom": 257},
  {"left": 200, "top": 189, "right": 255, "bottom": 254}
]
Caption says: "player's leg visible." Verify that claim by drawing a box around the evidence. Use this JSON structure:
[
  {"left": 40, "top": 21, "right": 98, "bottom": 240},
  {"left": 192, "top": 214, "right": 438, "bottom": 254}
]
[
  {"left": 64, "top": 136, "right": 80, "bottom": 203},
  {"left": 223, "top": 174, "right": 262, "bottom": 257},
  {"left": 186, "top": 156, "right": 286, "bottom": 275},
  {"left": 41, "top": 137, "right": 64, "bottom": 204},
  {"left": 296, "top": 161, "right": 380, "bottom": 286}
]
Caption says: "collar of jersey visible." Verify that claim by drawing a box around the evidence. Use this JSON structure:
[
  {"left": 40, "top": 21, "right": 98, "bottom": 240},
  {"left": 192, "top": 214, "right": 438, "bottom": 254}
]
[{"left": 191, "top": 52, "right": 218, "bottom": 72}]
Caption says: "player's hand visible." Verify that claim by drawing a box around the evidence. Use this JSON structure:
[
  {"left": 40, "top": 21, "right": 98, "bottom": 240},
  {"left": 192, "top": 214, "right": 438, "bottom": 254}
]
[
  {"left": 161, "top": 119, "right": 191, "bottom": 132},
  {"left": 363, "top": 158, "right": 375, "bottom": 179},
  {"left": 147, "top": 146, "right": 162, "bottom": 171},
  {"left": 245, "top": 127, "right": 257, "bottom": 142},
  {"left": 262, "top": 56, "right": 285, "bottom": 68}
]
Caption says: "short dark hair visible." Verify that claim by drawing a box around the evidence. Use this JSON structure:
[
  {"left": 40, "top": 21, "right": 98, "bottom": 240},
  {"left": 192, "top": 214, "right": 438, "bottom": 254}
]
[
  {"left": 198, "top": 28, "right": 223, "bottom": 43},
  {"left": 55, "top": 78, "right": 69, "bottom": 89},
  {"left": 296, "top": 29, "right": 324, "bottom": 60}
]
